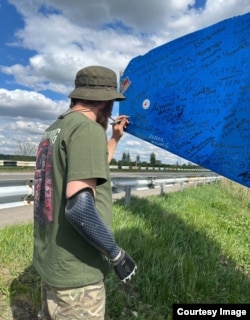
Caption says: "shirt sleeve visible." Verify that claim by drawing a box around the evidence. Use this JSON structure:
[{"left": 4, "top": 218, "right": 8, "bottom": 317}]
[{"left": 66, "top": 122, "right": 108, "bottom": 185}]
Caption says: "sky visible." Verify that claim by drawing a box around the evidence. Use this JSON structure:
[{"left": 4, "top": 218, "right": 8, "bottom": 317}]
[{"left": 0, "top": 0, "right": 249, "bottom": 164}]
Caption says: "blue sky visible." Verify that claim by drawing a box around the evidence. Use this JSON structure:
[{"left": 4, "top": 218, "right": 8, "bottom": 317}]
[{"left": 0, "top": 0, "right": 249, "bottom": 163}]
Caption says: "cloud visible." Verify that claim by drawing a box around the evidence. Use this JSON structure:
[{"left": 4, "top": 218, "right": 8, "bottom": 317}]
[
  {"left": 5, "top": 0, "right": 249, "bottom": 92},
  {"left": 114, "top": 133, "right": 181, "bottom": 164},
  {"left": 1, "top": 0, "right": 249, "bottom": 161},
  {"left": 0, "top": 87, "right": 64, "bottom": 155},
  {"left": 0, "top": 88, "right": 67, "bottom": 120}
]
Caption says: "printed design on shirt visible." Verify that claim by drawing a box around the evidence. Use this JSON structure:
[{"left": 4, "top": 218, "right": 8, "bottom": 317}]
[{"left": 34, "top": 139, "right": 54, "bottom": 226}]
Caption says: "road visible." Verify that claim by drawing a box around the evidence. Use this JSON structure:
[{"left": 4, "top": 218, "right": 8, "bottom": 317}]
[{"left": 0, "top": 170, "right": 218, "bottom": 229}]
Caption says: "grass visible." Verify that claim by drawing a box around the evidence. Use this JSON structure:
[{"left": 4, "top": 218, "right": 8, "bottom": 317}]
[{"left": 0, "top": 179, "right": 249, "bottom": 319}]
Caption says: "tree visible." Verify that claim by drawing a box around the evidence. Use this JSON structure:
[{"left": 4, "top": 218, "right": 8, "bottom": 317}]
[
  {"left": 15, "top": 140, "right": 37, "bottom": 158},
  {"left": 110, "top": 158, "right": 117, "bottom": 165},
  {"left": 150, "top": 152, "right": 156, "bottom": 165},
  {"left": 122, "top": 152, "right": 130, "bottom": 165},
  {"left": 136, "top": 155, "right": 140, "bottom": 165},
  {"left": 122, "top": 152, "right": 127, "bottom": 164},
  {"left": 126, "top": 152, "right": 130, "bottom": 164}
]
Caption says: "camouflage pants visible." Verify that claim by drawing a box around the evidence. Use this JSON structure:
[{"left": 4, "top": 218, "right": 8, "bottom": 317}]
[{"left": 38, "top": 280, "right": 106, "bottom": 320}]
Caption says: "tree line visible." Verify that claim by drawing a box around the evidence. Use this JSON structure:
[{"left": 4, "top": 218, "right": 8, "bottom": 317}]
[
  {"left": 1, "top": 146, "right": 201, "bottom": 169},
  {"left": 110, "top": 152, "right": 200, "bottom": 169}
]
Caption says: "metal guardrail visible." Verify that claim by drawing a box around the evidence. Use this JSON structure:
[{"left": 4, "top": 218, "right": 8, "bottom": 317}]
[
  {"left": 0, "top": 179, "right": 34, "bottom": 209},
  {"left": 0, "top": 160, "right": 35, "bottom": 167},
  {"left": 0, "top": 176, "right": 221, "bottom": 209},
  {"left": 112, "top": 176, "right": 221, "bottom": 206}
]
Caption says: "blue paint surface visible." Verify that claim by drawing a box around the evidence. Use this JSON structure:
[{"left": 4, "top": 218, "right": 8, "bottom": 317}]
[{"left": 120, "top": 13, "right": 250, "bottom": 188}]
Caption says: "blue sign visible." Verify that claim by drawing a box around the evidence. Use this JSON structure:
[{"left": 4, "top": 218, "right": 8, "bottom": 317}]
[{"left": 120, "top": 13, "right": 250, "bottom": 188}]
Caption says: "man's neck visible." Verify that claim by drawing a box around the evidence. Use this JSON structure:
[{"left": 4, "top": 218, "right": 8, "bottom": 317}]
[{"left": 72, "top": 103, "right": 97, "bottom": 122}]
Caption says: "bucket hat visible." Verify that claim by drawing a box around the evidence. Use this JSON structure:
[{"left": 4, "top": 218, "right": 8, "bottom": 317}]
[{"left": 68, "top": 66, "right": 126, "bottom": 101}]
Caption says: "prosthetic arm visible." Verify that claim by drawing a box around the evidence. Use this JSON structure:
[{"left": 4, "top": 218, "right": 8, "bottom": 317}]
[{"left": 65, "top": 188, "right": 136, "bottom": 283}]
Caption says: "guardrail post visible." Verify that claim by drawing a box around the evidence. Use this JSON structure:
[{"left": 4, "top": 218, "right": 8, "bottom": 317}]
[
  {"left": 160, "top": 183, "right": 165, "bottom": 196},
  {"left": 194, "top": 180, "right": 197, "bottom": 188},
  {"left": 180, "top": 181, "right": 184, "bottom": 191},
  {"left": 124, "top": 186, "right": 131, "bottom": 207}
]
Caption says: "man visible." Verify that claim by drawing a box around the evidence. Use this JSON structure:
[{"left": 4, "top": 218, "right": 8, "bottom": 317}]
[{"left": 33, "top": 66, "right": 137, "bottom": 320}]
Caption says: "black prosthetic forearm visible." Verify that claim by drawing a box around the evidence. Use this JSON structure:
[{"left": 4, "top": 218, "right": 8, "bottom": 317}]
[{"left": 65, "top": 188, "right": 120, "bottom": 260}]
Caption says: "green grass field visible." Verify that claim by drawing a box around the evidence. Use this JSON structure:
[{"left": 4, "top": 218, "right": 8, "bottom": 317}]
[{"left": 0, "top": 179, "right": 249, "bottom": 319}]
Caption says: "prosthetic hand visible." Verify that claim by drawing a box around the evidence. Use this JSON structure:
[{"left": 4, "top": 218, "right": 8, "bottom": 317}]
[
  {"left": 111, "top": 249, "right": 137, "bottom": 283},
  {"left": 65, "top": 188, "right": 137, "bottom": 283}
]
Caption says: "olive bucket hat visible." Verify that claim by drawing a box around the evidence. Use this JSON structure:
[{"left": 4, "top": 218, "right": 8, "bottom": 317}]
[{"left": 68, "top": 66, "right": 126, "bottom": 101}]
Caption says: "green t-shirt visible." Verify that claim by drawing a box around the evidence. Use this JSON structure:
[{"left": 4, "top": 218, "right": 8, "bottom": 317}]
[{"left": 33, "top": 112, "right": 112, "bottom": 288}]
